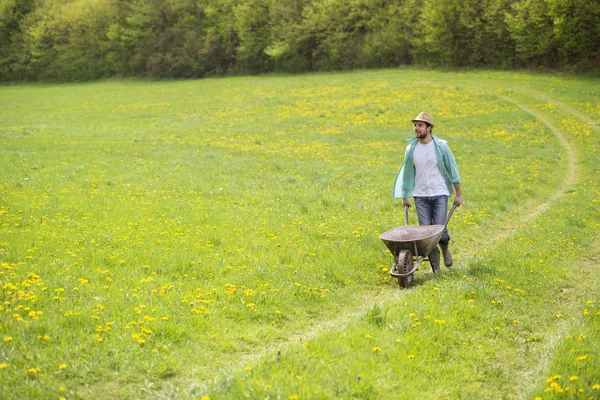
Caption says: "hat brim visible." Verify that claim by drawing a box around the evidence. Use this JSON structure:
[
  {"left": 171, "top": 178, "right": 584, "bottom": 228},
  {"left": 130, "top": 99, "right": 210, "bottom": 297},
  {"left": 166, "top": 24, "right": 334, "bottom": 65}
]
[{"left": 411, "top": 118, "right": 434, "bottom": 127}]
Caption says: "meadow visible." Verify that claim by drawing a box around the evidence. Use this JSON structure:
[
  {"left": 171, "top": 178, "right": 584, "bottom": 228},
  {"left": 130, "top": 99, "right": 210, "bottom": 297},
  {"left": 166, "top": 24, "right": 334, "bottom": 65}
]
[{"left": 0, "top": 69, "right": 599, "bottom": 399}]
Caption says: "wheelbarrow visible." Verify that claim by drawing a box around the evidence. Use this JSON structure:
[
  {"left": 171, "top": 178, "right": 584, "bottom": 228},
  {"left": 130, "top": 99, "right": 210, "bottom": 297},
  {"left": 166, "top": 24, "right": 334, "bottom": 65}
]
[{"left": 380, "top": 204, "right": 458, "bottom": 288}]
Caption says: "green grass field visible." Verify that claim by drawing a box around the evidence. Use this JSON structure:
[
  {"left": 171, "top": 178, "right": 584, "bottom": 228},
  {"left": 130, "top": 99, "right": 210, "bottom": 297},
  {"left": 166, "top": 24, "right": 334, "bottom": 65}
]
[{"left": 1, "top": 69, "right": 599, "bottom": 399}]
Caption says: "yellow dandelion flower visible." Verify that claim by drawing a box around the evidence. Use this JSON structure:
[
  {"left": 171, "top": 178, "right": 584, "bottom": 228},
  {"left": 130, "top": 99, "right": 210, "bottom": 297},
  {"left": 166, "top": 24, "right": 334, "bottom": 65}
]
[
  {"left": 372, "top": 347, "right": 380, "bottom": 353},
  {"left": 576, "top": 355, "right": 587, "bottom": 361},
  {"left": 0, "top": 363, "right": 7, "bottom": 369},
  {"left": 592, "top": 384, "right": 600, "bottom": 390},
  {"left": 407, "top": 354, "right": 415, "bottom": 359},
  {"left": 569, "top": 376, "right": 578, "bottom": 382},
  {"left": 58, "top": 364, "right": 67, "bottom": 369}
]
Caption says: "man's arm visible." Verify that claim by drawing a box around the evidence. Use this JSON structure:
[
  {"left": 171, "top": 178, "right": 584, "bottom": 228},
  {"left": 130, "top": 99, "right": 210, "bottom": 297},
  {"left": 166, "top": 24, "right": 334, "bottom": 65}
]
[{"left": 453, "top": 183, "right": 463, "bottom": 206}]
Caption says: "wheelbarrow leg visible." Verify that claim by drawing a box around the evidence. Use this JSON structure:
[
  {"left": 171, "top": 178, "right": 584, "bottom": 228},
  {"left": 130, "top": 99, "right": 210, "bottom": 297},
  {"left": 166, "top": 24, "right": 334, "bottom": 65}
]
[{"left": 429, "top": 246, "right": 440, "bottom": 273}]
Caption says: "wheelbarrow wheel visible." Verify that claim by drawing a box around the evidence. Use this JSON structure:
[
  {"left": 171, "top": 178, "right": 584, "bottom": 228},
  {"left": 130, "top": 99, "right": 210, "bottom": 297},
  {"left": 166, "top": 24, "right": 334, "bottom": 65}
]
[{"left": 395, "top": 249, "right": 413, "bottom": 288}]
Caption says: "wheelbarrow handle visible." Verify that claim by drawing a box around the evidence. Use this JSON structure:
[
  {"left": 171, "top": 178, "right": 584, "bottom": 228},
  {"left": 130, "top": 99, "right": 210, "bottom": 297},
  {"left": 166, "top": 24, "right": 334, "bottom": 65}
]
[{"left": 444, "top": 203, "right": 459, "bottom": 227}]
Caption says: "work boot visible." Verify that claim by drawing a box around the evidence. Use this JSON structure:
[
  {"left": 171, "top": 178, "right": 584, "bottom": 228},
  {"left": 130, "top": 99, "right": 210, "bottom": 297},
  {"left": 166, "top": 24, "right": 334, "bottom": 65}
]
[
  {"left": 429, "top": 246, "right": 440, "bottom": 273},
  {"left": 440, "top": 245, "right": 453, "bottom": 267}
]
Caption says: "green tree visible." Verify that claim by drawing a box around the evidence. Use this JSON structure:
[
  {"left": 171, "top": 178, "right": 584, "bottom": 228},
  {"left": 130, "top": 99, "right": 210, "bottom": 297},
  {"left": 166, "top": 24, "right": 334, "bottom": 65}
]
[
  {"left": 15, "top": 0, "right": 117, "bottom": 81},
  {"left": 197, "top": 0, "right": 239, "bottom": 75},
  {"left": 460, "top": 0, "right": 515, "bottom": 67},
  {"left": 0, "top": 0, "right": 37, "bottom": 80},
  {"left": 505, "top": 0, "right": 559, "bottom": 68},
  {"left": 293, "top": 0, "right": 374, "bottom": 71},
  {"left": 232, "top": 0, "right": 272, "bottom": 73},
  {"left": 360, "top": 0, "right": 421, "bottom": 68},
  {"left": 264, "top": 0, "right": 312, "bottom": 72},
  {"left": 52, "top": 0, "right": 116, "bottom": 80},
  {"left": 546, "top": 0, "right": 600, "bottom": 70},
  {"left": 0, "top": 0, "right": 598, "bottom": 81}
]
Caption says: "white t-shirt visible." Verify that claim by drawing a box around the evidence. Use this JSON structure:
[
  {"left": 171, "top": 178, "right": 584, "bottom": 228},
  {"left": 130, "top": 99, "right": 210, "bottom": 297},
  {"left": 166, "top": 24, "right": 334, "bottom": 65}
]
[{"left": 413, "top": 141, "right": 450, "bottom": 196}]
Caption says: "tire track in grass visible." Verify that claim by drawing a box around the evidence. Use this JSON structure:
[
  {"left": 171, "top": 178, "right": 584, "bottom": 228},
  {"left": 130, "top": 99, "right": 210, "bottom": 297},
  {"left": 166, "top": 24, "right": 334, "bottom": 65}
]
[
  {"left": 494, "top": 88, "right": 595, "bottom": 399},
  {"left": 522, "top": 90, "right": 599, "bottom": 132},
  {"left": 201, "top": 84, "right": 586, "bottom": 396},
  {"left": 453, "top": 84, "right": 579, "bottom": 261},
  {"left": 440, "top": 83, "right": 596, "bottom": 399},
  {"left": 493, "top": 91, "right": 578, "bottom": 227},
  {"left": 455, "top": 83, "right": 597, "bottom": 399}
]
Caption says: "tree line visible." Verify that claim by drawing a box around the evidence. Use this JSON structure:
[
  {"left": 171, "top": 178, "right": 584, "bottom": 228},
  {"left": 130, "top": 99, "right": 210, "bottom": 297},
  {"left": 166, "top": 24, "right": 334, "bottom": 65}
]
[{"left": 0, "top": 0, "right": 598, "bottom": 82}]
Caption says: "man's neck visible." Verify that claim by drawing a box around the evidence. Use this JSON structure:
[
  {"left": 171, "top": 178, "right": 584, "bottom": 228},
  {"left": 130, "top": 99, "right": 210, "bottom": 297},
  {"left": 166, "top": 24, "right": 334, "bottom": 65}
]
[{"left": 418, "top": 134, "right": 433, "bottom": 145}]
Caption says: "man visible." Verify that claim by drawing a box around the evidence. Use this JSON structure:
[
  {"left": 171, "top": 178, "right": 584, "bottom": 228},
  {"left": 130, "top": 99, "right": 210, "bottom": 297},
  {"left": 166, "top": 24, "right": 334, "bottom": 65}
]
[{"left": 392, "top": 112, "right": 463, "bottom": 271}]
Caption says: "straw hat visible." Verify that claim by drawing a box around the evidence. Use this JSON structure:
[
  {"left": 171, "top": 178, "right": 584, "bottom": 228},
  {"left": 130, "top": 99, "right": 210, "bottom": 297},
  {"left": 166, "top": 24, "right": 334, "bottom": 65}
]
[{"left": 411, "top": 112, "right": 435, "bottom": 127}]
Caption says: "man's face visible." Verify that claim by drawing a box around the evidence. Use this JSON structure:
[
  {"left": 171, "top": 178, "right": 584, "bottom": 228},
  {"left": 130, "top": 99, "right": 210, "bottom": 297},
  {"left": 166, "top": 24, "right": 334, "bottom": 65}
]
[{"left": 413, "top": 122, "right": 430, "bottom": 139}]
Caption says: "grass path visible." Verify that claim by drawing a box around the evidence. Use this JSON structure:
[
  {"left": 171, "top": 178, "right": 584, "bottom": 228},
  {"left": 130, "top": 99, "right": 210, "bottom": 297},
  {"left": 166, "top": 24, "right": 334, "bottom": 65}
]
[{"left": 203, "top": 77, "right": 597, "bottom": 398}]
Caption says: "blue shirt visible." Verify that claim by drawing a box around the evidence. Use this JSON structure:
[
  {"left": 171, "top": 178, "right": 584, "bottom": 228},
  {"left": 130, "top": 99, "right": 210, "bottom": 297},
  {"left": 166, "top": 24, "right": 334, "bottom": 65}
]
[{"left": 393, "top": 134, "right": 461, "bottom": 199}]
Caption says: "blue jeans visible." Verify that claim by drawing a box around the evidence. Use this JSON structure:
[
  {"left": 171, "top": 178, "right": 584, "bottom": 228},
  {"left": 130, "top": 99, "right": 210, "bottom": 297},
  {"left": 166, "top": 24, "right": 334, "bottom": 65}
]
[{"left": 414, "top": 196, "right": 450, "bottom": 246}]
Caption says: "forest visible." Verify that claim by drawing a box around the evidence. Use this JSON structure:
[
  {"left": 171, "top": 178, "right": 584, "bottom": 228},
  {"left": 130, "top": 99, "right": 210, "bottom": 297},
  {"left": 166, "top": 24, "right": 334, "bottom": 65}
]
[{"left": 0, "top": 0, "right": 598, "bottom": 82}]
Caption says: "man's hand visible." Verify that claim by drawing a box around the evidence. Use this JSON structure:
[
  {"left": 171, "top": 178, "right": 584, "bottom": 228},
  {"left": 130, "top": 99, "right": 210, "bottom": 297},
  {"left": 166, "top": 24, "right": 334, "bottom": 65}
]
[{"left": 402, "top": 198, "right": 411, "bottom": 207}]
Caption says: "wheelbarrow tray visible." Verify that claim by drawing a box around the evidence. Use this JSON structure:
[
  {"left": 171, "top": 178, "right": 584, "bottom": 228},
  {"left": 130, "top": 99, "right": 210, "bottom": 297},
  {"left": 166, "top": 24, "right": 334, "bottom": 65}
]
[{"left": 379, "top": 225, "right": 445, "bottom": 258}]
